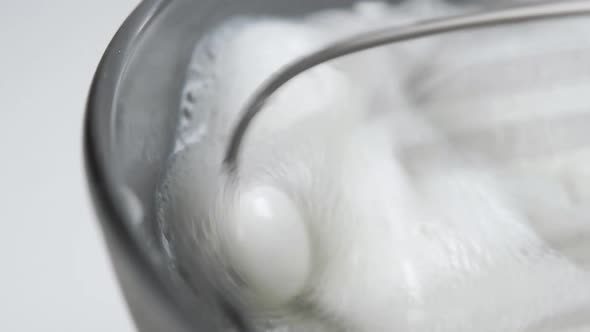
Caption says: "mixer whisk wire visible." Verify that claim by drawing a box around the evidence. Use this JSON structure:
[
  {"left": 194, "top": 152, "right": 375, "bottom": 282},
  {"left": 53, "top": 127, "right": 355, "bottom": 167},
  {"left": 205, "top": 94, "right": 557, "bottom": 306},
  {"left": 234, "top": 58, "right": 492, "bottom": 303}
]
[{"left": 223, "top": 0, "right": 590, "bottom": 173}]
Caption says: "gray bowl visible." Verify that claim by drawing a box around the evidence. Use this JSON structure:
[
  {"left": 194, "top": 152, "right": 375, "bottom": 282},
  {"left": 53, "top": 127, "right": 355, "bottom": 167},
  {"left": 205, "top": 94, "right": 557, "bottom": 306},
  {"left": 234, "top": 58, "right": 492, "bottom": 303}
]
[{"left": 84, "top": 0, "right": 590, "bottom": 331}]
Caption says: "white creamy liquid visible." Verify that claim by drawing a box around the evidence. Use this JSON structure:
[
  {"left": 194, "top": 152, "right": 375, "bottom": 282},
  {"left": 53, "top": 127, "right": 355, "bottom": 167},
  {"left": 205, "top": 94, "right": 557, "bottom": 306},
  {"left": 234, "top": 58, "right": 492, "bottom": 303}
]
[{"left": 158, "top": 2, "right": 590, "bottom": 331}]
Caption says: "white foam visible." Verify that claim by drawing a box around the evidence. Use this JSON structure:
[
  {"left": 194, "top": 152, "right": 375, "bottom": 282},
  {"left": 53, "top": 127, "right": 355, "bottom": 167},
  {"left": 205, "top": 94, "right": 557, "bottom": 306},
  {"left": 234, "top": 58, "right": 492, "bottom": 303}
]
[{"left": 159, "top": 2, "right": 590, "bottom": 331}]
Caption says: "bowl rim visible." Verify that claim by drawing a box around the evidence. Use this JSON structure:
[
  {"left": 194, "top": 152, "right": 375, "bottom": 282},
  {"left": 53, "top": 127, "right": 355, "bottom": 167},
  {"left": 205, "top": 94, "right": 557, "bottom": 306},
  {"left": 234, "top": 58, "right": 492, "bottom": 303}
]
[
  {"left": 83, "top": 0, "right": 175, "bottom": 313},
  {"left": 83, "top": 1, "right": 239, "bottom": 330}
]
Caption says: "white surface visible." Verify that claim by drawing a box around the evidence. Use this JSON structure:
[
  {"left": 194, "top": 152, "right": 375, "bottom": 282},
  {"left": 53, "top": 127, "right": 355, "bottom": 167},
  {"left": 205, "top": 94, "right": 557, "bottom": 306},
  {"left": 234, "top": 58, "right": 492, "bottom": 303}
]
[{"left": 0, "top": 1, "right": 139, "bottom": 331}]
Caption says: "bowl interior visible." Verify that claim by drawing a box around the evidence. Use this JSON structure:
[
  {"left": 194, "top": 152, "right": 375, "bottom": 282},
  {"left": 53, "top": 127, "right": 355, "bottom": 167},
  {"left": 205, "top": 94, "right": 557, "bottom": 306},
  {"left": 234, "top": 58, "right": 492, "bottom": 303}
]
[{"left": 89, "top": 0, "right": 590, "bottom": 330}]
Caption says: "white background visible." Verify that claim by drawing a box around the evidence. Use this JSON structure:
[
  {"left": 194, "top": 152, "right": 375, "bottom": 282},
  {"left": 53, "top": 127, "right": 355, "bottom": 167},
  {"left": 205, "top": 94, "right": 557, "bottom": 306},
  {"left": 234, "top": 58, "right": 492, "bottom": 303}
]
[{"left": 0, "top": 1, "right": 140, "bottom": 331}]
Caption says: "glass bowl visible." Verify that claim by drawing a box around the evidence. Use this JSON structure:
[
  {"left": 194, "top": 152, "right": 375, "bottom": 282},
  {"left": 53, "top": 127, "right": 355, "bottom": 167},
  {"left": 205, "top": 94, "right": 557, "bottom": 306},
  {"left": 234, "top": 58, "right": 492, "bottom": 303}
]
[{"left": 84, "top": 0, "right": 590, "bottom": 331}]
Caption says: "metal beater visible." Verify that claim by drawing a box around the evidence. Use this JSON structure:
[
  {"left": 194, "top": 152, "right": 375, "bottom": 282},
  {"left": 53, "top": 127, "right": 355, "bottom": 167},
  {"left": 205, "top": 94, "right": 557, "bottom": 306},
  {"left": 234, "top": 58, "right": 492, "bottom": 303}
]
[{"left": 223, "top": 0, "right": 590, "bottom": 172}]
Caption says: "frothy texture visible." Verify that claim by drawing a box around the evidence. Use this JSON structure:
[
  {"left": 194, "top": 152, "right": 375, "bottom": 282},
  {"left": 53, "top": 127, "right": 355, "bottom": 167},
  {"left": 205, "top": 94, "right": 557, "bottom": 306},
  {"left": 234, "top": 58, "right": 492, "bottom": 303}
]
[{"left": 158, "top": 2, "right": 590, "bottom": 331}]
